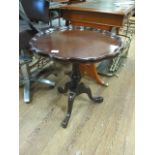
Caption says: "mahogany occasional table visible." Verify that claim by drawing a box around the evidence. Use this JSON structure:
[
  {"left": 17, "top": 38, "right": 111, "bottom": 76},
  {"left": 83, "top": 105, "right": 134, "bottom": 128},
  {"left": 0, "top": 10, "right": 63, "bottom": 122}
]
[{"left": 29, "top": 27, "right": 122, "bottom": 128}]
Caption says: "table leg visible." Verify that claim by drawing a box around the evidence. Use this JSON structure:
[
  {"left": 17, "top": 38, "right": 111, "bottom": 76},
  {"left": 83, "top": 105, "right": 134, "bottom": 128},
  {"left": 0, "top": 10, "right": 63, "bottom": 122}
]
[
  {"left": 80, "top": 63, "right": 108, "bottom": 86},
  {"left": 61, "top": 92, "right": 76, "bottom": 128},
  {"left": 76, "top": 82, "right": 103, "bottom": 103},
  {"left": 58, "top": 63, "right": 103, "bottom": 128}
]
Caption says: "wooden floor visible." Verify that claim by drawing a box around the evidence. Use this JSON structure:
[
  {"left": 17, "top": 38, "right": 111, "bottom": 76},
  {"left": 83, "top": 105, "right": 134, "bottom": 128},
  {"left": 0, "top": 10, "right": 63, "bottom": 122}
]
[{"left": 19, "top": 37, "right": 135, "bottom": 155}]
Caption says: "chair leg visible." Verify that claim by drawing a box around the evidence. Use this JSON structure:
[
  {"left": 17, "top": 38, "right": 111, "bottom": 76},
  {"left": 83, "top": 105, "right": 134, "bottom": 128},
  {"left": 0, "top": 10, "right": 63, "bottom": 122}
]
[
  {"left": 20, "top": 54, "right": 56, "bottom": 103},
  {"left": 58, "top": 18, "right": 61, "bottom": 27},
  {"left": 23, "top": 79, "right": 31, "bottom": 103},
  {"left": 34, "top": 78, "right": 55, "bottom": 88},
  {"left": 20, "top": 62, "right": 31, "bottom": 103}
]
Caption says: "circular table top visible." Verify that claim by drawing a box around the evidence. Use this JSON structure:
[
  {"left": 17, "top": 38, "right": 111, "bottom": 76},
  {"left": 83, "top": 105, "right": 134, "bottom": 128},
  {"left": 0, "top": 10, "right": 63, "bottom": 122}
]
[{"left": 29, "top": 27, "right": 122, "bottom": 63}]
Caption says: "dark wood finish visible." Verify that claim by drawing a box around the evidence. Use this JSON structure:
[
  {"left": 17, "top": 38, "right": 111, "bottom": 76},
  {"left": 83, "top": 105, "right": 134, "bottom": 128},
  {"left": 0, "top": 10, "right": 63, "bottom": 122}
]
[
  {"left": 30, "top": 30, "right": 121, "bottom": 63},
  {"left": 58, "top": 63, "right": 103, "bottom": 128},
  {"left": 30, "top": 28, "right": 122, "bottom": 127}
]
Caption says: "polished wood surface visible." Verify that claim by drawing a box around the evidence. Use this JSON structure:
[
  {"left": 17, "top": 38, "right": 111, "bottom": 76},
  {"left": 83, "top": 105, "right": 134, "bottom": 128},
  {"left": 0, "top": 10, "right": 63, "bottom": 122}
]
[{"left": 30, "top": 29, "right": 122, "bottom": 63}]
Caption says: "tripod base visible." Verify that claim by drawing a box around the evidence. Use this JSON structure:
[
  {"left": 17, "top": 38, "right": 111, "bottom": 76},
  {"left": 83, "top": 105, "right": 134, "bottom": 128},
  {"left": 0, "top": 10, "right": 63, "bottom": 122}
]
[{"left": 58, "top": 63, "right": 103, "bottom": 128}]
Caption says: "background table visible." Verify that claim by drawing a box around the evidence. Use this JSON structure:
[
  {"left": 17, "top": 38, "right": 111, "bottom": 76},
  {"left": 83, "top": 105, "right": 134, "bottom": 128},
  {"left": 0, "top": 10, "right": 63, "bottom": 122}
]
[{"left": 60, "top": 0, "right": 135, "bottom": 29}]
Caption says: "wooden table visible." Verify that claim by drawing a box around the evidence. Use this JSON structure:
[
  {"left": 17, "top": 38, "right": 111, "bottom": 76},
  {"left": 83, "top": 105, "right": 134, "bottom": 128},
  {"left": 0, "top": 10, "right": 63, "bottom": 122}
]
[
  {"left": 59, "top": 0, "right": 135, "bottom": 85},
  {"left": 29, "top": 27, "right": 122, "bottom": 127},
  {"left": 60, "top": 0, "right": 135, "bottom": 29}
]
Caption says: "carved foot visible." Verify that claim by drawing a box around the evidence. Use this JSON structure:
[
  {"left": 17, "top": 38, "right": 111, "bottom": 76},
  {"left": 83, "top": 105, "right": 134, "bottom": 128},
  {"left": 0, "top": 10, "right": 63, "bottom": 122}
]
[
  {"left": 61, "top": 114, "right": 70, "bottom": 128},
  {"left": 77, "top": 83, "right": 103, "bottom": 103},
  {"left": 58, "top": 82, "right": 70, "bottom": 94}
]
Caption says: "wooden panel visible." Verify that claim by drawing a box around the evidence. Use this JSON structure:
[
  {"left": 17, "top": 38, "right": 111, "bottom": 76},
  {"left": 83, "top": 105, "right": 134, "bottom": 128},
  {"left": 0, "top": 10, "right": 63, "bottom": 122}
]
[{"left": 61, "top": 10, "right": 125, "bottom": 27}]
